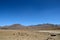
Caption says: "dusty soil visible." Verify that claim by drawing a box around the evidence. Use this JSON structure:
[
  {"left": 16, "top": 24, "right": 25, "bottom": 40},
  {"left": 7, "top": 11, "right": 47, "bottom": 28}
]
[{"left": 0, "top": 30, "right": 60, "bottom": 40}]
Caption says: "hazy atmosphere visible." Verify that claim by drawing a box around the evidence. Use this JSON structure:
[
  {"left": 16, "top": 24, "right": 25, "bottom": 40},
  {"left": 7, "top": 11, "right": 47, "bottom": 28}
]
[{"left": 0, "top": 0, "right": 60, "bottom": 26}]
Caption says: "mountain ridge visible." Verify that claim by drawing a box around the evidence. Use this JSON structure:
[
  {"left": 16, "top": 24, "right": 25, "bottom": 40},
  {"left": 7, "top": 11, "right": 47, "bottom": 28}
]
[{"left": 0, "top": 23, "right": 60, "bottom": 30}]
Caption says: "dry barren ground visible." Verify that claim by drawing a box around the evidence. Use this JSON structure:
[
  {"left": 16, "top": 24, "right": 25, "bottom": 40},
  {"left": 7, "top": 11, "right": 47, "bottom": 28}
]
[{"left": 0, "top": 30, "right": 60, "bottom": 40}]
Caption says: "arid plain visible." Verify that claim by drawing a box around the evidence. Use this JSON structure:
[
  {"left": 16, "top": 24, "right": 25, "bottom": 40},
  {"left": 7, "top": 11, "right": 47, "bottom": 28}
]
[
  {"left": 0, "top": 30, "right": 60, "bottom": 40},
  {"left": 0, "top": 24, "right": 60, "bottom": 40}
]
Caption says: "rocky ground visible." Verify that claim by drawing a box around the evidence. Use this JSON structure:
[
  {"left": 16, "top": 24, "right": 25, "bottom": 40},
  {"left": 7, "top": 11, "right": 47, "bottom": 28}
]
[{"left": 0, "top": 30, "right": 60, "bottom": 40}]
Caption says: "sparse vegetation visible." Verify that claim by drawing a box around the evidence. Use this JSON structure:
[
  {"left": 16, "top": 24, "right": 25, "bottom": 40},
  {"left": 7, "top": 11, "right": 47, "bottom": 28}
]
[
  {"left": 0, "top": 24, "right": 60, "bottom": 40},
  {"left": 0, "top": 30, "right": 60, "bottom": 40}
]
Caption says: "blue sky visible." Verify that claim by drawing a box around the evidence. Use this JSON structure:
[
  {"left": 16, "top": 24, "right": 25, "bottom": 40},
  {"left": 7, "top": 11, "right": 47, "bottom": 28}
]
[{"left": 0, "top": 0, "right": 60, "bottom": 26}]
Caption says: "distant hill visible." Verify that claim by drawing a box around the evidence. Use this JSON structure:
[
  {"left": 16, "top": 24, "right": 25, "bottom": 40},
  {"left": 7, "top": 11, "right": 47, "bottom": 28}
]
[
  {"left": 0, "top": 24, "right": 25, "bottom": 30},
  {"left": 0, "top": 24, "right": 60, "bottom": 30},
  {"left": 28, "top": 24, "right": 60, "bottom": 30}
]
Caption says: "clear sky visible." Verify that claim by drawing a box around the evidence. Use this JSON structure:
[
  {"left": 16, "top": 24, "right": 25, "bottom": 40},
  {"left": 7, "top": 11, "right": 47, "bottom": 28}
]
[{"left": 0, "top": 0, "right": 60, "bottom": 26}]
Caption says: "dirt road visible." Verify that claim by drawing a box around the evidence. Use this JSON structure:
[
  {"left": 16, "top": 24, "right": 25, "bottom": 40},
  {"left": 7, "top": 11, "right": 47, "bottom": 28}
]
[{"left": 38, "top": 30, "right": 60, "bottom": 34}]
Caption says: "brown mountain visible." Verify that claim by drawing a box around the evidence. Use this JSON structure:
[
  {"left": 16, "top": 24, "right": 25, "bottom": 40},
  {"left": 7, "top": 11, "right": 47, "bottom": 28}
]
[
  {"left": 28, "top": 24, "right": 60, "bottom": 30},
  {"left": 0, "top": 24, "right": 60, "bottom": 30},
  {"left": 0, "top": 24, "right": 25, "bottom": 30}
]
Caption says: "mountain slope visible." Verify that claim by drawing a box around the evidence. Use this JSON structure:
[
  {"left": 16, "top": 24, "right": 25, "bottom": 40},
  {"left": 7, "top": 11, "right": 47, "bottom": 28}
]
[{"left": 0, "top": 24, "right": 60, "bottom": 30}]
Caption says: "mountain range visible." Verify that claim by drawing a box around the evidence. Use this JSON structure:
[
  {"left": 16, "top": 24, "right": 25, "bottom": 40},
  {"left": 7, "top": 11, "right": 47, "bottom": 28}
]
[{"left": 0, "top": 24, "right": 60, "bottom": 30}]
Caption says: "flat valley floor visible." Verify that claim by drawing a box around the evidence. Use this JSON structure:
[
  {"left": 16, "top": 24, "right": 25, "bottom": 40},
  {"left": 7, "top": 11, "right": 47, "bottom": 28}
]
[{"left": 0, "top": 30, "right": 60, "bottom": 40}]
